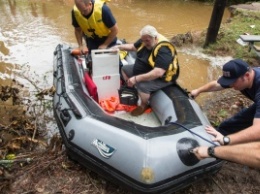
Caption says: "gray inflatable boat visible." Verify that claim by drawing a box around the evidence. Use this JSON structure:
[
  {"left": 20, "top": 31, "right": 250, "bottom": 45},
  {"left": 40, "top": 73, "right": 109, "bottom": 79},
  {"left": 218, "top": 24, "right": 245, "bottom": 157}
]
[{"left": 53, "top": 44, "right": 223, "bottom": 194}]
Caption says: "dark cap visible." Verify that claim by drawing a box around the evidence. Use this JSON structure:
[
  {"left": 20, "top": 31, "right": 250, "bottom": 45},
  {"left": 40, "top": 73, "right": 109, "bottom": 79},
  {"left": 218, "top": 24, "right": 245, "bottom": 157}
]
[{"left": 217, "top": 59, "right": 250, "bottom": 87}]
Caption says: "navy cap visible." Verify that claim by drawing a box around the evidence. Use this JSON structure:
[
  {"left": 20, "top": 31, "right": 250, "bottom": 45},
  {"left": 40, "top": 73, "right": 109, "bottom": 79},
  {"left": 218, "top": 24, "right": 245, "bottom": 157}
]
[{"left": 217, "top": 59, "right": 250, "bottom": 87}]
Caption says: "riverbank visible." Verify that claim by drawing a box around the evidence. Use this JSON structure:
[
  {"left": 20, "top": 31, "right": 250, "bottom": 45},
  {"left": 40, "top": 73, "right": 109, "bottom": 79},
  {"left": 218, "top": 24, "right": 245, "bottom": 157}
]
[
  {"left": 200, "top": 2, "right": 260, "bottom": 66},
  {"left": 172, "top": 2, "right": 260, "bottom": 66},
  {"left": 190, "top": 2, "right": 260, "bottom": 126},
  {"left": 1, "top": 3, "right": 260, "bottom": 194}
]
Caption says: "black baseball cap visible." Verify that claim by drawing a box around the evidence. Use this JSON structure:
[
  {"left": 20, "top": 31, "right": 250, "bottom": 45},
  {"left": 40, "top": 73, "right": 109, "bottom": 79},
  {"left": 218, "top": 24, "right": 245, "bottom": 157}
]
[{"left": 217, "top": 59, "right": 250, "bottom": 87}]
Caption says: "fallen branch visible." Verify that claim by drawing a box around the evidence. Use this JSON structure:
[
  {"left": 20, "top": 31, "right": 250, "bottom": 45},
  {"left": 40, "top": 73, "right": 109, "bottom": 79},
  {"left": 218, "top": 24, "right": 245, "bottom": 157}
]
[{"left": 0, "top": 158, "right": 32, "bottom": 165}]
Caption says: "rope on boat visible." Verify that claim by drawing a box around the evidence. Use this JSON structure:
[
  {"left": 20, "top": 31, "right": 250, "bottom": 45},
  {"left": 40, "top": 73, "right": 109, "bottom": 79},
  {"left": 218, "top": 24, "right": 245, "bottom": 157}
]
[
  {"left": 169, "top": 122, "right": 217, "bottom": 146},
  {"left": 54, "top": 45, "right": 83, "bottom": 119}
]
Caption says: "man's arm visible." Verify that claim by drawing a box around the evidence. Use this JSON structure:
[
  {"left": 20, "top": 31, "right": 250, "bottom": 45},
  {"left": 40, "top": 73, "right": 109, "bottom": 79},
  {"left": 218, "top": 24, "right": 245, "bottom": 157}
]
[
  {"left": 114, "top": 43, "right": 137, "bottom": 51},
  {"left": 128, "top": 68, "right": 165, "bottom": 87},
  {"left": 74, "top": 27, "right": 84, "bottom": 47},
  {"left": 190, "top": 80, "right": 224, "bottom": 98},
  {"left": 72, "top": 9, "right": 87, "bottom": 51},
  {"left": 136, "top": 68, "right": 165, "bottom": 82},
  {"left": 99, "top": 24, "right": 118, "bottom": 49},
  {"left": 193, "top": 142, "right": 260, "bottom": 169},
  {"left": 99, "top": 4, "right": 118, "bottom": 49},
  {"left": 229, "top": 118, "right": 260, "bottom": 144},
  {"left": 204, "top": 119, "right": 260, "bottom": 145}
]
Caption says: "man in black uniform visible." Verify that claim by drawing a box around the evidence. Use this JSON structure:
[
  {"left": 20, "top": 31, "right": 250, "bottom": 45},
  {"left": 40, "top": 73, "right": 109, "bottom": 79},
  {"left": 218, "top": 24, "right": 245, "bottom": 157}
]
[{"left": 113, "top": 25, "right": 179, "bottom": 116}]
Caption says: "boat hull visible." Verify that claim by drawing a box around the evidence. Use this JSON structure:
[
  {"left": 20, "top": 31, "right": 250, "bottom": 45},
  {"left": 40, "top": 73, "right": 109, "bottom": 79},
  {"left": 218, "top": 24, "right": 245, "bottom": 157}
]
[{"left": 53, "top": 44, "right": 223, "bottom": 193}]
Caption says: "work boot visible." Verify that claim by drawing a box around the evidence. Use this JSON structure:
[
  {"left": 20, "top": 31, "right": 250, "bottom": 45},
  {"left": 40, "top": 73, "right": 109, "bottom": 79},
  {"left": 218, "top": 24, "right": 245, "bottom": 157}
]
[{"left": 131, "top": 106, "right": 147, "bottom": 116}]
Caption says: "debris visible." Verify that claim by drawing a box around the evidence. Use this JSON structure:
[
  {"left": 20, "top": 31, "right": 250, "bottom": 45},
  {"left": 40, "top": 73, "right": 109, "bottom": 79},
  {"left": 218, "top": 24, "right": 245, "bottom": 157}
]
[{"left": 0, "top": 158, "right": 32, "bottom": 165}]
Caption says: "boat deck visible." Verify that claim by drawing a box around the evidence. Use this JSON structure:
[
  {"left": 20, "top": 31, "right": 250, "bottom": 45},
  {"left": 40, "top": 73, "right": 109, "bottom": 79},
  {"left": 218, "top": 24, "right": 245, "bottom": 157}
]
[{"left": 113, "top": 110, "right": 161, "bottom": 127}]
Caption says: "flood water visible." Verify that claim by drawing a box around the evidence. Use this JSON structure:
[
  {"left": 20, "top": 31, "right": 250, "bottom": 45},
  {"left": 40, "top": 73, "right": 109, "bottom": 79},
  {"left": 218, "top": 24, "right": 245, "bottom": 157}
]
[{"left": 0, "top": 0, "right": 232, "bottom": 105}]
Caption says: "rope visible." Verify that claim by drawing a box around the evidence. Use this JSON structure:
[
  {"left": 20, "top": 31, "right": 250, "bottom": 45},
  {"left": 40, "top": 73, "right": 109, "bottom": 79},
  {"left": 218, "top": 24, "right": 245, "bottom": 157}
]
[{"left": 169, "top": 122, "right": 217, "bottom": 146}]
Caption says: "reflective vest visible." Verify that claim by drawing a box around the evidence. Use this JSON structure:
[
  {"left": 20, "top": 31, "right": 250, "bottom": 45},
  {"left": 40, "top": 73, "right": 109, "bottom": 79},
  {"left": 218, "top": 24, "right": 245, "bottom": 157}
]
[
  {"left": 73, "top": 0, "right": 110, "bottom": 38},
  {"left": 137, "top": 34, "right": 179, "bottom": 82}
]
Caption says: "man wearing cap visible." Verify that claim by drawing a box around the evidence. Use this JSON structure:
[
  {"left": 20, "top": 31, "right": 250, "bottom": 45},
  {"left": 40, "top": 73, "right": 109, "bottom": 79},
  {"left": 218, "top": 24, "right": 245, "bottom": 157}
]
[
  {"left": 112, "top": 25, "right": 179, "bottom": 116},
  {"left": 191, "top": 59, "right": 260, "bottom": 146}
]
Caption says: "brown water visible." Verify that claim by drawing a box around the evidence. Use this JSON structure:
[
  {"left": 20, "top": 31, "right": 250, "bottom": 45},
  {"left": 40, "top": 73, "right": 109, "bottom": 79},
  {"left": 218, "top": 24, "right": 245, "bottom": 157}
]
[{"left": 0, "top": 0, "right": 231, "bottom": 97}]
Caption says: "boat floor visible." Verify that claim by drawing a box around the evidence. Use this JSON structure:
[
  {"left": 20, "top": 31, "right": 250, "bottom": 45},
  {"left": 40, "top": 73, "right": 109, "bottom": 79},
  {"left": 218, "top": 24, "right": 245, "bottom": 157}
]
[
  {"left": 80, "top": 59, "right": 161, "bottom": 127},
  {"left": 113, "top": 110, "right": 161, "bottom": 127}
]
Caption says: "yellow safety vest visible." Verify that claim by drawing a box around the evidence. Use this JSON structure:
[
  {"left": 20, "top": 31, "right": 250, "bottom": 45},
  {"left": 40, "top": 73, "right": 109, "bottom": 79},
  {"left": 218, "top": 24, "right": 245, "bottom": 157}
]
[
  {"left": 73, "top": 0, "right": 110, "bottom": 38},
  {"left": 138, "top": 34, "right": 179, "bottom": 82}
]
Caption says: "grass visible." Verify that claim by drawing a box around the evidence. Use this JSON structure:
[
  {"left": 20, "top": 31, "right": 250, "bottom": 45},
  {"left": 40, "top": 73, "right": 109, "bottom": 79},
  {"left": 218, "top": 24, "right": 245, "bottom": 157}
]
[{"left": 201, "top": 8, "right": 260, "bottom": 64}]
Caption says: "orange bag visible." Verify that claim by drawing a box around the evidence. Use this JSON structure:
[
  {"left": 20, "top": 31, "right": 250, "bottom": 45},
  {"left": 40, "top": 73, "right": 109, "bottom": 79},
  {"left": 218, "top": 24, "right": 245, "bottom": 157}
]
[{"left": 100, "top": 97, "right": 137, "bottom": 113}]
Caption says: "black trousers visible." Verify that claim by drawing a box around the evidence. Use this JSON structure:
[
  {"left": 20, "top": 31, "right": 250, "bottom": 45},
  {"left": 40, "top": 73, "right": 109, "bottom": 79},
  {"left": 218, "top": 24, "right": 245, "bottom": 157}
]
[{"left": 218, "top": 103, "right": 255, "bottom": 136}]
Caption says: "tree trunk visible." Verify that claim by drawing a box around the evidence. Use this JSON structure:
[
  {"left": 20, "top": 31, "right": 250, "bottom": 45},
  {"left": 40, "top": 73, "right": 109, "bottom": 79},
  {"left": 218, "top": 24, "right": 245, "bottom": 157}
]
[{"left": 204, "top": 0, "right": 227, "bottom": 47}]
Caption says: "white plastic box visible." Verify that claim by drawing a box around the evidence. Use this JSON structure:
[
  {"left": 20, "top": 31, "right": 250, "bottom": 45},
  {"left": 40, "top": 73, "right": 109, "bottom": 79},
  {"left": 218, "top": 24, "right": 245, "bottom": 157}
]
[
  {"left": 92, "top": 74, "right": 120, "bottom": 101},
  {"left": 91, "top": 49, "right": 120, "bottom": 77},
  {"left": 91, "top": 49, "right": 120, "bottom": 101}
]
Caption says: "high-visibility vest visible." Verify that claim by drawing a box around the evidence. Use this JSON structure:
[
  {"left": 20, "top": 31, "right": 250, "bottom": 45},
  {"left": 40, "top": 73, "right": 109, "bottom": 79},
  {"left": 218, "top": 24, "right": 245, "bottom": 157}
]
[{"left": 73, "top": 0, "right": 110, "bottom": 38}]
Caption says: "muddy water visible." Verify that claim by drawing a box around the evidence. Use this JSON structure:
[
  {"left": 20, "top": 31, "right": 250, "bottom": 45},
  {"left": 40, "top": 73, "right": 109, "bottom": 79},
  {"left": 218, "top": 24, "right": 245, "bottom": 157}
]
[{"left": 0, "top": 0, "right": 231, "bottom": 103}]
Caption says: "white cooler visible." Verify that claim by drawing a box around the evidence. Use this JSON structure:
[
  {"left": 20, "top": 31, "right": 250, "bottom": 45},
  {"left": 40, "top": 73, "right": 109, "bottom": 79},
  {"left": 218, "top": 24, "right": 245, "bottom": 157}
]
[{"left": 91, "top": 49, "right": 120, "bottom": 101}]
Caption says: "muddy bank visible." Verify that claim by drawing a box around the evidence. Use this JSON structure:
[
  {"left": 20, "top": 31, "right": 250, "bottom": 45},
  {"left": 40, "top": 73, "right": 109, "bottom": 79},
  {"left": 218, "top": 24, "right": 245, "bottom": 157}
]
[{"left": 0, "top": 86, "right": 259, "bottom": 194}]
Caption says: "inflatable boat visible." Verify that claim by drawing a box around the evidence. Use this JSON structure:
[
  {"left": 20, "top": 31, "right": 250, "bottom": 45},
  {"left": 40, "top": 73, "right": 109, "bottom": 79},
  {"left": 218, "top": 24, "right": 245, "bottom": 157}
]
[{"left": 53, "top": 44, "right": 223, "bottom": 194}]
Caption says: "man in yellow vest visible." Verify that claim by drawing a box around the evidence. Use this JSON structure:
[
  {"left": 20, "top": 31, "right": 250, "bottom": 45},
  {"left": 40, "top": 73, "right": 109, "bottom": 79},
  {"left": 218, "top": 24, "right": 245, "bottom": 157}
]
[
  {"left": 113, "top": 25, "right": 180, "bottom": 116},
  {"left": 72, "top": 0, "right": 118, "bottom": 53}
]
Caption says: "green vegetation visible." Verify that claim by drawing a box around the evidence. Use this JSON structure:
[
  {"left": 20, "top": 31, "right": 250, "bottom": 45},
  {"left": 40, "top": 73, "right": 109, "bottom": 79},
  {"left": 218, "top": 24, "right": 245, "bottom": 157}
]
[{"left": 203, "top": 8, "right": 260, "bottom": 65}]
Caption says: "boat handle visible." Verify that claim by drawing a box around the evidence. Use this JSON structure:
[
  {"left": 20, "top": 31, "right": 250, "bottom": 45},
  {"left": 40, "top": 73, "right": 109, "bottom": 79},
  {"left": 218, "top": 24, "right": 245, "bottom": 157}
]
[{"left": 60, "top": 109, "right": 71, "bottom": 126}]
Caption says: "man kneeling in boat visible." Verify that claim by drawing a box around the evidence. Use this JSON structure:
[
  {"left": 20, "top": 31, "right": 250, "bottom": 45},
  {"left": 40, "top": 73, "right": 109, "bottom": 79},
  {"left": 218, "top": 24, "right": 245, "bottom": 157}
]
[{"left": 112, "top": 25, "right": 180, "bottom": 116}]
